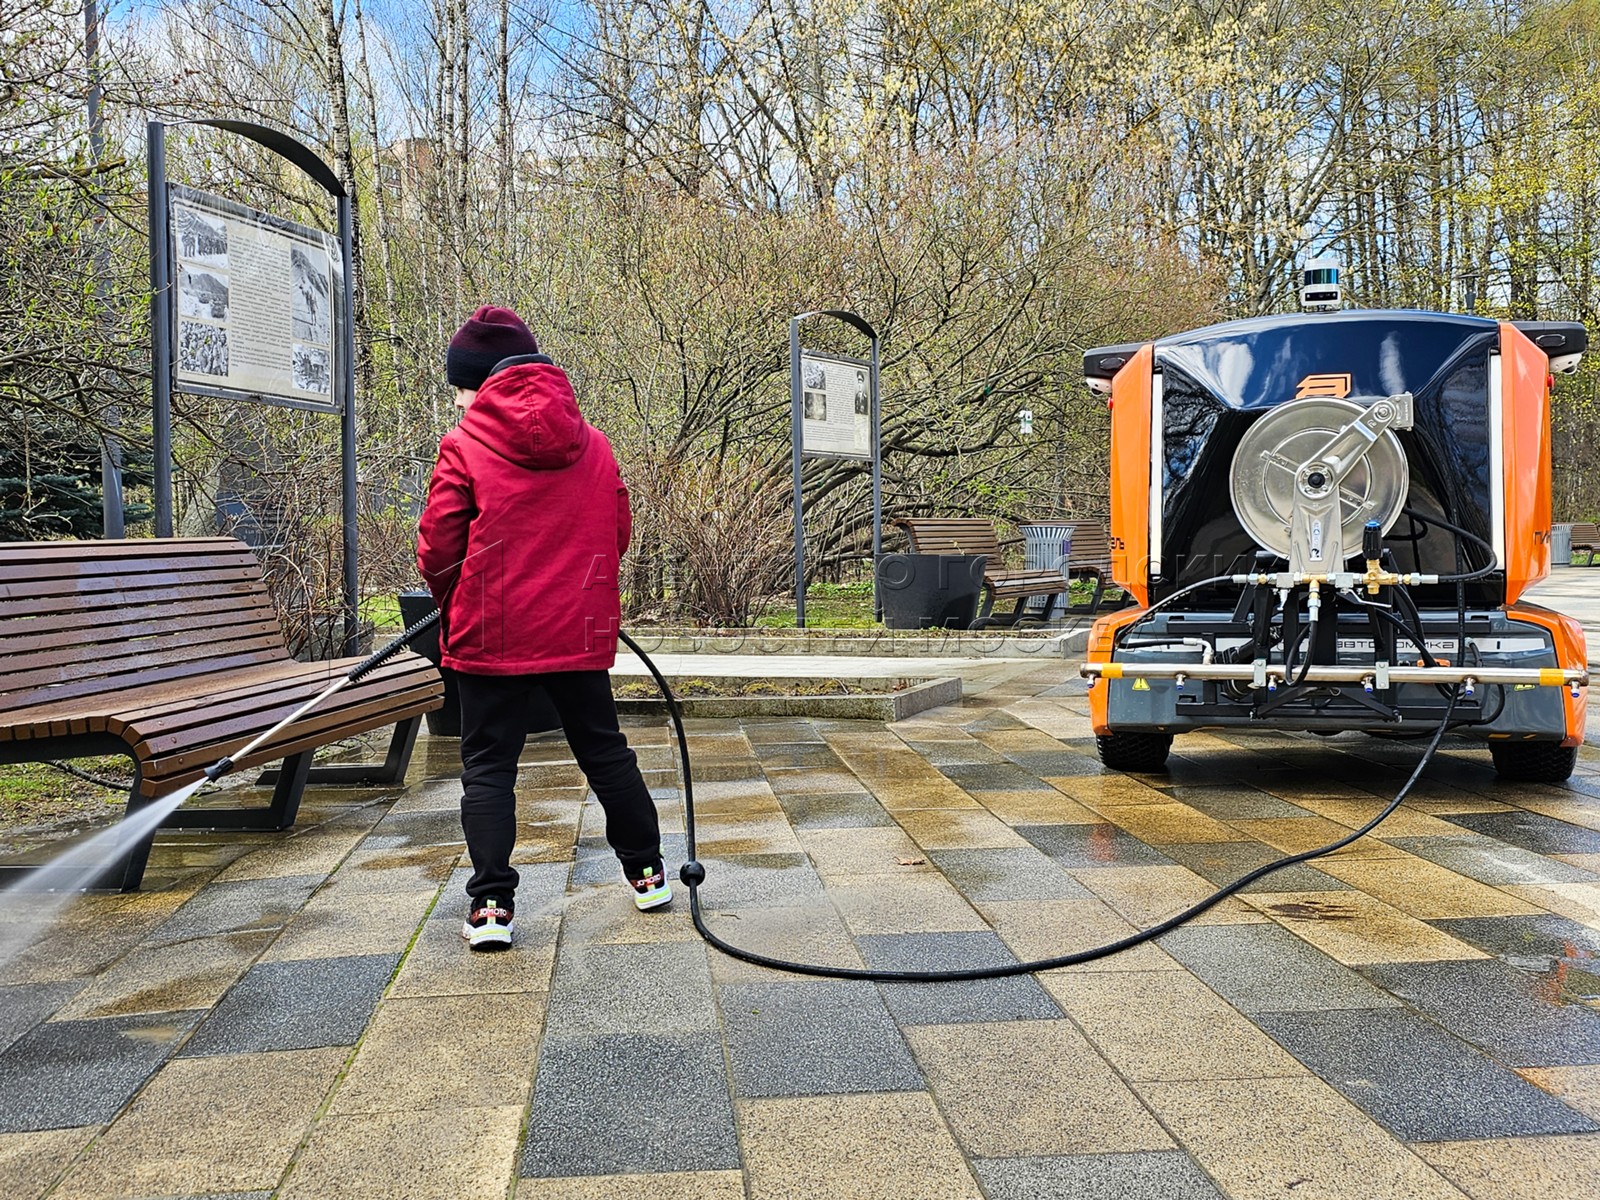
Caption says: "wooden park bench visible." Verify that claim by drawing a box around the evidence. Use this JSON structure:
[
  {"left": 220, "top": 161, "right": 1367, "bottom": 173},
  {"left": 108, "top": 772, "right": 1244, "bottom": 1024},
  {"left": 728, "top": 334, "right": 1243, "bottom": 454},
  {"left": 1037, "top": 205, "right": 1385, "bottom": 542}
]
[
  {"left": 893, "top": 517, "right": 1113, "bottom": 626},
  {"left": 1570, "top": 523, "right": 1600, "bottom": 566},
  {"left": 0, "top": 538, "right": 444, "bottom": 890}
]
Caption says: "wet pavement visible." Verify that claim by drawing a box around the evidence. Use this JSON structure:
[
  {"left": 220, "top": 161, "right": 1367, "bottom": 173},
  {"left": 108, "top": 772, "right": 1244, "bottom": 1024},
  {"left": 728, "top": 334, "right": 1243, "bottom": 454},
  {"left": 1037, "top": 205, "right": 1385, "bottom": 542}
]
[{"left": 3, "top": 655, "right": 1600, "bottom": 1198}]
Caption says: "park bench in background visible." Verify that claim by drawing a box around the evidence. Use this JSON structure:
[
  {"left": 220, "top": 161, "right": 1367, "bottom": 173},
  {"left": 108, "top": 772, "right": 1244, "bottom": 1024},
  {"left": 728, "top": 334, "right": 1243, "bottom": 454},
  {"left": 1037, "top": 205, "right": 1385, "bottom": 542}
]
[
  {"left": 0, "top": 538, "right": 443, "bottom": 891},
  {"left": 894, "top": 517, "right": 1112, "bottom": 625},
  {"left": 1570, "top": 523, "right": 1600, "bottom": 566}
]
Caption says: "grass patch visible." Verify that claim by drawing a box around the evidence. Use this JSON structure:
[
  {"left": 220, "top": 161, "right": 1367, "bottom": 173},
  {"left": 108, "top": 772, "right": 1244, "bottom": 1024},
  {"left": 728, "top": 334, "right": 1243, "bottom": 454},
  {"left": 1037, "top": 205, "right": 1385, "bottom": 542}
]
[
  {"left": 614, "top": 676, "right": 903, "bottom": 699},
  {"left": 0, "top": 758, "right": 129, "bottom": 851}
]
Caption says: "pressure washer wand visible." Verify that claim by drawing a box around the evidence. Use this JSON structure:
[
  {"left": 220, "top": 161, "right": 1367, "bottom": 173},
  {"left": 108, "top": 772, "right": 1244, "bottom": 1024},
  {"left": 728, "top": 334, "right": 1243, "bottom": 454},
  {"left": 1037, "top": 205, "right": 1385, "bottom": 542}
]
[{"left": 199, "top": 609, "right": 442, "bottom": 784}]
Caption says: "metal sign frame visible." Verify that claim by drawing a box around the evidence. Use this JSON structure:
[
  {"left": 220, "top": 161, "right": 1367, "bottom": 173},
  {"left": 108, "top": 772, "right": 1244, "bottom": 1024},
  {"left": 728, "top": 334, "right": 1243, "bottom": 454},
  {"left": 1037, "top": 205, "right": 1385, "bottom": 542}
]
[
  {"left": 148, "top": 119, "right": 360, "bottom": 656},
  {"left": 789, "top": 310, "right": 882, "bottom": 627}
]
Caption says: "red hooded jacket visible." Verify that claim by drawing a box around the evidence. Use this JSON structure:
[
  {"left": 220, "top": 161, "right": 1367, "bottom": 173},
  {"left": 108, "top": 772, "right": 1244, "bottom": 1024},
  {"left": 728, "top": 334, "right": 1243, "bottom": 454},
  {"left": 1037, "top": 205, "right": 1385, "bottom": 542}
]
[{"left": 417, "top": 359, "right": 631, "bottom": 674}]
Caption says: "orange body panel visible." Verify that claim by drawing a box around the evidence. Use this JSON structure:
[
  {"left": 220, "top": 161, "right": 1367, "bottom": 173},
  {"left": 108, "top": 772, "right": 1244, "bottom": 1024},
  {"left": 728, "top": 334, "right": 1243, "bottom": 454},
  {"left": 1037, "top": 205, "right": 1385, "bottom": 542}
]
[
  {"left": 1504, "top": 602, "right": 1588, "bottom": 746},
  {"left": 1108, "top": 344, "right": 1154, "bottom": 607},
  {"left": 1499, "top": 322, "right": 1553, "bottom": 605},
  {"left": 1085, "top": 605, "right": 1148, "bottom": 735}
]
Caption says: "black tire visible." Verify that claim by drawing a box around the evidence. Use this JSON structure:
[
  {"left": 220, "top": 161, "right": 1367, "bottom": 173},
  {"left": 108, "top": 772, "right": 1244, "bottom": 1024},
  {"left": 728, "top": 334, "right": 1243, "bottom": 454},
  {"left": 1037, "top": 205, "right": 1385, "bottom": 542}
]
[
  {"left": 1096, "top": 731, "right": 1173, "bottom": 772},
  {"left": 1490, "top": 741, "right": 1577, "bottom": 783}
]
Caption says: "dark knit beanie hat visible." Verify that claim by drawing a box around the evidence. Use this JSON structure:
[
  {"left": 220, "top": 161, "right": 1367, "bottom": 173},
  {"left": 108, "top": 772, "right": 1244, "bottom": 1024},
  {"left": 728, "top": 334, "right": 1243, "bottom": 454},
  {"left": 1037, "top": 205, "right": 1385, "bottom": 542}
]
[{"left": 447, "top": 306, "right": 538, "bottom": 390}]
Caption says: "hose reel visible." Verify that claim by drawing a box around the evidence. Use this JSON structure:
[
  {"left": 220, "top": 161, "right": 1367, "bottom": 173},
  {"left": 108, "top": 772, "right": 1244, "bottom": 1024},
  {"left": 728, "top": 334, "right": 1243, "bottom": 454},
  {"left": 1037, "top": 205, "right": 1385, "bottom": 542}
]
[{"left": 1230, "top": 394, "right": 1413, "bottom": 573}]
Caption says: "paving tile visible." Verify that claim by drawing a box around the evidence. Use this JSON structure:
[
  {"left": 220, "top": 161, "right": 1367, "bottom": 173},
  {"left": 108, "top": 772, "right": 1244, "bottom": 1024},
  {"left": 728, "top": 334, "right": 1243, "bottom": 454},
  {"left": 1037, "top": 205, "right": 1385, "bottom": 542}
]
[
  {"left": 335, "top": 841, "right": 462, "bottom": 891},
  {"left": 1502, "top": 881, "right": 1600, "bottom": 928},
  {"left": 1157, "top": 840, "right": 1353, "bottom": 894},
  {"left": 283, "top": 1103, "right": 523, "bottom": 1199},
  {"left": 797, "top": 826, "right": 925, "bottom": 875},
  {"left": 0, "top": 981, "right": 85, "bottom": 1053},
  {"left": 739, "top": 1093, "right": 979, "bottom": 1200},
  {"left": 721, "top": 980, "right": 922, "bottom": 1095},
  {"left": 1443, "top": 809, "right": 1600, "bottom": 855},
  {"left": 1016, "top": 823, "right": 1175, "bottom": 868},
  {"left": 1158, "top": 923, "right": 1401, "bottom": 1012},
  {"left": 1259, "top": 1006, "right": 1597, "bottom": 1141},
  {"left": 1314, "top": 855, "right": 1542, "bottom": 920},
  {"left": 517, "top": 1171, "right": 747, "bottom": 1199},
  {"left": 141, "top": 875, "right": 321, "bottom": 946},
  {"left": 0, "top": 1127, "right": 95, "bottom": 1200},
  {"left": 331, "top": 992, "right": 543, "bottom": 1115},
  {"left": 544, "top": 940, "right": 713, "bottom": 1036},
  {"left": 688, "top": 852, "right": 828, "bottom": 911},
  {"left": 1246, "top": 890, "right": 1488, "bottom": 964},
  {"left": 391, "top": 907, "right": 559, "bottom": 997},
  {"left": 829, "top": 872, "right": 989, "bottom": 934},
  {"left": 1048, "top": 774, "right": 1175, "bottom": 807},
  {"left": 1138, "top": 1076, "right": 1470, "bottom": 1199},
  {"left": 903, "top": 739, "right": 1006, "bottom": 765},
  {"left": 704, "top": 903, "right": 866, "bottom": 984},
  {"left": 1094, "top": 803, "right": 1245, "bottom": 845},
  {"left": 938, "top": 762, "right": 1054, "bottom": 792},
  {"left": 695, "top": 813, "right": 804, "bottom": 857},
  {"left": 906, "top": 1019, "right": 1172, "bottom": 1156},
  {"left": 1294, "top": 797, "right": 1478, "bottom": 838},
  {"left": 1042, "top": 969, "right": 1305, "bottom": 1081},
  {"left": 521, "top": 1032, "right": 738, "bottom": 1176},
  {"left": 978, "top": 898, "right": 1183, "bottom": 971},
  {"left": 1385, "top": 835, "right": 1599, "bottom": 884},
  {"left": 54, "top": 931, "right": 272, "bottom": 1021},
  {"left": 1070, "top": 865, "right": 1264, "bottom": 927},
  {"left": 894, "top": 807, "right": 1031, "bottom": 849},
  {"left": 927, "top": 846, "right": 1090, "bottom": 902},
  {"left": 0, "top": 1011, "right": 201, "bottom": 1133},
  {"left": 856, "top": 932, "right": 1061, "bottom": 1025},
  {"left": 51, "top": 1047, "right": 346, "bottom": 1200},
  {"left": 1413, "top": 1135, "right": 1600, "bottom": 1200},
  {"left": 765, "top": 768, "right": 870, "bottom": 795},
  {"left": 261, "top": 884, "right": 438, "bottom": 962},
  {"left": 974, "top": 789, "right": 1101, "bottom": 824},
  {"left": 971, "top": 1151, "right": 1225, "bottom": 1200},
  {"left": 213, "top": 825, "right": 370, "bottom": 882},
  {"left": 572, "top": 833, "right": 687, "bottom": 885},
  {"left": 179, "top": 954, "right": 399, "bottom": 1056},
  {"left": 1518, "top": 1065, "right": 1600, "bottom": 1121},
  {"left": 1429, "top": 913, "right": 1600, "bottom": 1002},
  {"left": 772, "top": 790, "right": 893, "bottom": 829},
  {"left": 1156, "top": 786, "right": 1313, "bottom": 821},
  {"left": 1360, "top": 958, "right": 1600, "bottom": 1066},
  {"left": 1229, "top": 816, "right": 1408, "bottom": 858}
]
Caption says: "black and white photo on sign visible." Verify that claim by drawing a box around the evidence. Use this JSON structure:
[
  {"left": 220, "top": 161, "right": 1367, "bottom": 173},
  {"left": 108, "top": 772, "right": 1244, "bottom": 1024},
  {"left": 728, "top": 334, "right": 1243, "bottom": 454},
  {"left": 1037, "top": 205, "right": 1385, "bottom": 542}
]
[
  {"left": 854, "top": 369, "right": 869, "bottom": 415},
  {"left": 290, "top": 243, "right": 332, "bottom": 345},
  {"left": 292, "top": 343, "right": 332, "bottom": 395},
  {"left": 178, "top": 266, "right": 229, "bottom": 320},
  {"left": 179, "top": 320, "right": 229, "bottom": 377},
  {"left": 804, "top": 390, "right": 827, "bottom": 421},
  {"left": 802, "top": 361, "right": 826, "bottom": 391},
  {"left": 174, "top": 206, "right": 228, "bottom": 269}
]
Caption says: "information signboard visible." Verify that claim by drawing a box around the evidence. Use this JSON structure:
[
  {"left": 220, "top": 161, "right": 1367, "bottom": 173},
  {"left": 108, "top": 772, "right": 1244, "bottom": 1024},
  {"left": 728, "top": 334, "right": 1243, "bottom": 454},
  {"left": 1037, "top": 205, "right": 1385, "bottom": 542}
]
[
  {"left": 799, "top": 350, "right": 873, "bottom": 460},
  {"left": 168, "top": 184, "right": 342, "bottom": 412}
]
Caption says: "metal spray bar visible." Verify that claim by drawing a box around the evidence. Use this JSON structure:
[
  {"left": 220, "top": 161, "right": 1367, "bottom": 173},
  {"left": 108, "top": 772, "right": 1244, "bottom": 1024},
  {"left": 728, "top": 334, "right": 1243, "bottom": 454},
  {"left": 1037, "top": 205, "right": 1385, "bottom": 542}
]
[{"left": 1081, "top": 661, "right": 1587, "bottom": 693}]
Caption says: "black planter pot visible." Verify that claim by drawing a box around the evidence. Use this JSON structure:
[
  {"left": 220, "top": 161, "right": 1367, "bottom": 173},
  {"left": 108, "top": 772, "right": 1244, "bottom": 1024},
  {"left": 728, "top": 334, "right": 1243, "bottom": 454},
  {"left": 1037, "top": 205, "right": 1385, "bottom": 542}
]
[
  {"left": 874, "top": 554, "right": 988, "bottom": 630},
  {"left": 397, "top": 591, "right": 562, "bottom": 738}
]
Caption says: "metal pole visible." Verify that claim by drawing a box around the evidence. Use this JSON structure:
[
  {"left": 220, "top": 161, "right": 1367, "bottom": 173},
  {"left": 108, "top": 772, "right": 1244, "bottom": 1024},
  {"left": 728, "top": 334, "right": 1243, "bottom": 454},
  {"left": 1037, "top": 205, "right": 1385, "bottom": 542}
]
[
  {"left": 870, "top": 333, "right": 882, "bottom": 621},
  {"left": 790, "top": 317, "right": 806, "bottom": 629},
  {"left": 338, "top": 195, "right": 360, "bottom": 655},
  {"left": 148, "top": 122, "right": 174, "bottom": 538}
]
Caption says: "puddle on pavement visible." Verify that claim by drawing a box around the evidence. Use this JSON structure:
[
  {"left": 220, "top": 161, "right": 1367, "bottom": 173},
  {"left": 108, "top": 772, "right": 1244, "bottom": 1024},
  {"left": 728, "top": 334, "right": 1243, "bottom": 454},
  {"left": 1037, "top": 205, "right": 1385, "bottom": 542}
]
[{"left": 355, "top": 848, "right": 456, "bottom": 881}]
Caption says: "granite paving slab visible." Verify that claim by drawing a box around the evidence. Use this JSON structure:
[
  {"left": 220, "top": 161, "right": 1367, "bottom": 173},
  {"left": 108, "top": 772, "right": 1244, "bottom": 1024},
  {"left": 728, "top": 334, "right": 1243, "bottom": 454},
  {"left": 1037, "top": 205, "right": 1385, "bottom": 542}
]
[
  {"left": 1153, "top": 785, "right": 1313, "bottom": 821},
  {"left": 927, "top": 847, "right": 1091, "bottom": 902},
  {"left": 360, "top": 809, "right": 468, "bottom": 849},
  {"left": 754, "top": 744, "right": 846, "bottom": 769},
  {"left": 1256, "top": 1007, "right": 1598, "bottom": 1140},
  {"left": 571, "top": 834, "right": 688, "bottom": 886},
  {"left": 178, "top": 953, "right": 400, "bottom": 1056},
  {"left": 1015, "top": 823, "right": 1175, "bottom": 868},
  {"left": 719, "top": 980, "right": 923, "bottom": 1096},
  {"left": 1157, "top": 923, "right": 1400, "bottom": 1012},
  {"left": 520, "top": 1031, "right": 739, "bottom": 1177},
  {"left": 0, "top": 1011, "right": 202, "bottom": 1133},
  {"left": 996, "top": 749, "right": 1107, "bottom": 776},
  {"left": 1441, "top": 809, "right": 1600, "bottom": 855},
  {"left": 902, "top": 740, "right": 1006, "bottom": 766},
  {"left": 773, "top": 791, "right": 894, "bottom": 829},
  {"left": 1383, "top": 835, "right": 1600, "bottom": 885},
  {"left": 971, "top": 1151, "right": 1225, "bottom": 1200},
  {"left": 1429, "top": 912, "right": 1600, "bottom": 979},
  {"left": 140, "top": 875, "right": 322, "bottom": 946},
  {"left": 688, "top": 852, "right": 828, "bottom": 910},
  {"left": 0, "top": 981, "right": 84, "bottom": 1054},
  {"left": 938, "top": 763, "right": 1055, "bottom": 792},
  {"left": 1359, "top": 958, "right": 1600, "bottom": 1066},
  {"left": 1156, "top": 839, "right": 1352, "bottom": 894},
  {"left": 543, "top": 940, "right": 715, "bottom": 1037},
  {"left": 856, "top": 931, "right": 1062, "bottom": 1025}
]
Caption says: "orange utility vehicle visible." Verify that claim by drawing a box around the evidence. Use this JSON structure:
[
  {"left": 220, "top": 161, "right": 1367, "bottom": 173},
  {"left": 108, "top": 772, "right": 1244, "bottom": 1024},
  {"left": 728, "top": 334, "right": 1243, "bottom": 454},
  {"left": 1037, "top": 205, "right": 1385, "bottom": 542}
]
[{"left": 1079, "top": 311, "right": 1590, "bottom": 780}]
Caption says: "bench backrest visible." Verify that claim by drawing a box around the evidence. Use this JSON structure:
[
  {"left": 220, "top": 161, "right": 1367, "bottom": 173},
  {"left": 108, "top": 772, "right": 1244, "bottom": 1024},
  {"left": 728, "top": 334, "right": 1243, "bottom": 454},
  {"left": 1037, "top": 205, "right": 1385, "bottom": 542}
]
[
  {"left": 0, "top": 538, "right": 292, "bottom": 717},
  {"left": 893, "top": 518, "right": 1004, "bottom": 559},
  {"left": 1065, "top": 521, "right": 1112, "bottom": 571},
  {"left": 1569, "top": 522, "right": 1600, "bottom": 547}
]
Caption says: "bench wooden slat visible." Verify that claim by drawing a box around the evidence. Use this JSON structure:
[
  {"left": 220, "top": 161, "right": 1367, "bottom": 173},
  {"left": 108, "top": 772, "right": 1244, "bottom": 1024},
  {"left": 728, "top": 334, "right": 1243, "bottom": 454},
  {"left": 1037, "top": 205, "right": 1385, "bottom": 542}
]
[
  {"left": 1, "top": 565, "right": 265, "bottom": 605},
  {"left": 0, "top": 601, "right": 280, "bottom": 651},
  {"left": 0, "top": 547, "right": 264, "bottom": 584},
  {"left": 4, "top": 633, "right": 290, "bottom": 699}
]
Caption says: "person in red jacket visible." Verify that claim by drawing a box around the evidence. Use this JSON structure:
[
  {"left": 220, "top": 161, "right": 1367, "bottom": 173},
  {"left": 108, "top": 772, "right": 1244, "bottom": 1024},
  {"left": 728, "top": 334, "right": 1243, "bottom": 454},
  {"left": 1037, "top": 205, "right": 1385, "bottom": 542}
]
[{"left": 418, "top": 306, "right": 670, "bottom": 951}]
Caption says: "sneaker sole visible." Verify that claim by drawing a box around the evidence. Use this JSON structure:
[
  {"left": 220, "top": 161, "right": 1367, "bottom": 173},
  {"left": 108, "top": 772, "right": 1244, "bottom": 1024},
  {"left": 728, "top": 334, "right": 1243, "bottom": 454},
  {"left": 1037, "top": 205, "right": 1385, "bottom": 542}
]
[
  {"left": 633, "top": 884, "right": 672, "bottom": 911},
  {"left": 462, "top": 919, "right": 515, "bottom": 950}
]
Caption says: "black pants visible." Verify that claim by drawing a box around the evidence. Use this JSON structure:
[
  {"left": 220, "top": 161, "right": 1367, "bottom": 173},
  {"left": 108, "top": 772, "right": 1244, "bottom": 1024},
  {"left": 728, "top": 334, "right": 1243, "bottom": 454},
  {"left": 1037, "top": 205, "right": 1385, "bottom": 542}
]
[{"left": 457, "top": 669, "right": 661, "bottom": 903}]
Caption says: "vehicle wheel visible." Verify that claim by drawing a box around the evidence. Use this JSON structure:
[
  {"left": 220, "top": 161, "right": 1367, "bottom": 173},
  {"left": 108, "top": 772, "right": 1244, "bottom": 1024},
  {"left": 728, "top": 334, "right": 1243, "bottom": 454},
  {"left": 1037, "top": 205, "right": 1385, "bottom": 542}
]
[
  {"left": 1490, "top": 741, "right": 1577, "bottom": 783},
  {"left": 1096, "top": 731, "right": 1173, "bottom": 772}
]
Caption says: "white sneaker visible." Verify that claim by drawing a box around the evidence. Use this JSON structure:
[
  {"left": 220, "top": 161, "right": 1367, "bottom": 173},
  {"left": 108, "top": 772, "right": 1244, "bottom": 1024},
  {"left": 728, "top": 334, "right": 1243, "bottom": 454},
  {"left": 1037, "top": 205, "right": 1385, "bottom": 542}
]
[
  {"left": 461, "top": 897, "right": 515, "bottom": 950},
  {"left": 626, "top": 862, "right": 673, "bottom": 911}
]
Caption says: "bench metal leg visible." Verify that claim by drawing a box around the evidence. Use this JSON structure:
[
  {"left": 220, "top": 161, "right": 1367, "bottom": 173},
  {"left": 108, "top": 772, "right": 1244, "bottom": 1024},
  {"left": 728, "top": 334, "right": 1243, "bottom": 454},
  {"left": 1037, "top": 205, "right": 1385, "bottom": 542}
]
[
  {"left": 254, "top": 715, "right": 423, "bottom": 788},
  {"left": 162, "top": 749, "right": 312, "bottom": 833}
]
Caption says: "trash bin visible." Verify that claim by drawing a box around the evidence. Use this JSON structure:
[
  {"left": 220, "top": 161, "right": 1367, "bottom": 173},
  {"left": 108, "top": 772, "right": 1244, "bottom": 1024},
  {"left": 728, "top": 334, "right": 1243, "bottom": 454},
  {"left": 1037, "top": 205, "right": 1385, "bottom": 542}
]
[
  {"left": 1018, "top": 523, "right": 1074, "bottom": 618},
  {"left": 1551, "top": 523, "right": 1573, "bottom": 566},
  {"left": 875, "top": 554, "right": 988, "bottom": 629},
  {"left": 397, "top": 591, "right": 561, "bottom": 738}
]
